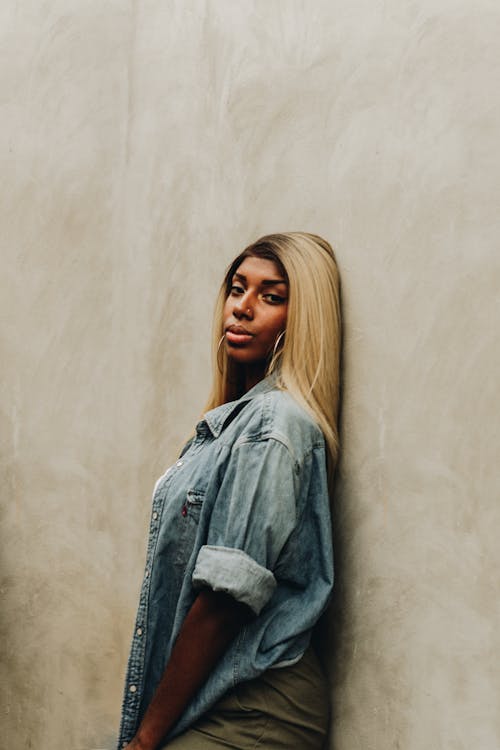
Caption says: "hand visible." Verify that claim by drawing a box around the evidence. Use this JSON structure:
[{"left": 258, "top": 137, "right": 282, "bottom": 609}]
[{"left": 122, "top": 738, "right": 151, "bottom": 750}]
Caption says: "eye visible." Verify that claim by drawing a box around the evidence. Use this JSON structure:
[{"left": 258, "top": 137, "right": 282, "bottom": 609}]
[
  {"left": 262, "top": 293, "right": 287, "bottom": 304},
  {"left": 230, "top": 284, "right": 245, "bottom": 296}
]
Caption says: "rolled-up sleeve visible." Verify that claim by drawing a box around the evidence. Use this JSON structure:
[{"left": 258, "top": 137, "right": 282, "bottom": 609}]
[{"left": 192, "top": 438, "right": 302, "bottom": 615}]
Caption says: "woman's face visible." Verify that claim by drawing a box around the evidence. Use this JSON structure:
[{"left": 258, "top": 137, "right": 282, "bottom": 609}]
[{"left": 223, "top": 256, "right": 288, "bottom": 376}]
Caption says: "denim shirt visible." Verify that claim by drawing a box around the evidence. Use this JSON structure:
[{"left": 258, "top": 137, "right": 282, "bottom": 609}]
[{"left": 117, "top": 372, "right": 334, "bottom": 747}]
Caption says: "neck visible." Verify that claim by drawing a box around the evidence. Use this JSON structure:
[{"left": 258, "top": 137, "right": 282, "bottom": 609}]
[{"left": 243, "top": 362, "right": 267, "bottom": 393}]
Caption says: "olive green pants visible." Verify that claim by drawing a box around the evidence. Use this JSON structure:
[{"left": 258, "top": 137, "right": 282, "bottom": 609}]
[{"left": 164, "top": 646, "right": 329, "bottom": 749}]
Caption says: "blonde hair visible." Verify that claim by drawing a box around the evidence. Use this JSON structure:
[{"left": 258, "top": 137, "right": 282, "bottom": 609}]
[{"left": 204, "top": 232, "right": 342, "bottom": 480}]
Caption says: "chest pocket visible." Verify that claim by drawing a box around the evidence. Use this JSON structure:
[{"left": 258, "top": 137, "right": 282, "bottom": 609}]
[{"left": 174, "top": 488, "right": 206, "bottom": 570}]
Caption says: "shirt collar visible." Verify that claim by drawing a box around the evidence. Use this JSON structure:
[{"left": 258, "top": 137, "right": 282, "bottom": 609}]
[{"left": 203, "top": 371, "right": 279, "bottom": 438}]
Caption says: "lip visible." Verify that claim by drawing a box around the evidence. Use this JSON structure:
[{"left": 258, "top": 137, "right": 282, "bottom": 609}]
[{"left": 225, "top": 324, "right": 255, "bottom": 345}]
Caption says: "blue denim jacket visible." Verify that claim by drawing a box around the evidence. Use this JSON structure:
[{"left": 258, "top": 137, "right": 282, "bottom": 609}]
[{"left": 117, "top": 372, "right": 334, "bottom": 747}]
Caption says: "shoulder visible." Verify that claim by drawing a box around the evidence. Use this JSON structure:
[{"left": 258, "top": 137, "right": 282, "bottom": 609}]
[
  {"left": 257, "top": 388, "right": 325, "bottom": 460},
  {"left": 219, "top": 385, "right": 325, "bottom": 463}
]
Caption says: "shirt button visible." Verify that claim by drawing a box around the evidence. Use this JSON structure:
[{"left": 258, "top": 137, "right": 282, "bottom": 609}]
[
  {"left": 129, "top": 684, "right": 137, "bottom": 693},
  {"left": 152, "top": 512, "right": 158, "bottom": 520},
  {"left": 145, "top": 569, "right": 150, "bottom": 577},
  {"left": 136, "top": 627, "right": 143, "bottom": 636},
  {"left": 176, "top": 460, "right": 183, "bottom": 467}
]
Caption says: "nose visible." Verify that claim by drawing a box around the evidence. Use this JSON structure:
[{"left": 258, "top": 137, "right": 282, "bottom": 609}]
[{"left": 232, "top": 291, "right": 254, "bottom": 320}]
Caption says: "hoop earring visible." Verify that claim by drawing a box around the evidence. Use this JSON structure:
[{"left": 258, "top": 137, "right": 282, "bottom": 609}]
[
  {"left": 269, "top": 329, "right": 286, "bottom": 369},
  {"left": 217, "top": 334, "right": 225, "bottom": 374}
]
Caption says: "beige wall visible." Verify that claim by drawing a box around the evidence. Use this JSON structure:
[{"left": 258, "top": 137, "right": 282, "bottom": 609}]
[{"left": 2, "top": 2, "right": 499, "bottom": 748}]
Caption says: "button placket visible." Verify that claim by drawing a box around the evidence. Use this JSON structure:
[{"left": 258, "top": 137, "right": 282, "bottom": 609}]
[
  {"left": 119, "top": 468, "right": 185, "bottom": 747},
  {"left": 119, "top": 446, "right": 201, "bottom": 746},
  {"left": 121, "top": 483, "right": 166, "bottom": 728}
]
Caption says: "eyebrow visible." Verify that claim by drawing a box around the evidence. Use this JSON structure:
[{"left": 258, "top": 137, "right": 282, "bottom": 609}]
[{"left": 233, "top": 272, "right": 288, "bottom": 287}]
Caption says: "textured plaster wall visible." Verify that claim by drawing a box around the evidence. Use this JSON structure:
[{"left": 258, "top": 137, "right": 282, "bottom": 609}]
[{"left": 1, "top": 2, "right": 499, "bottom": 749}]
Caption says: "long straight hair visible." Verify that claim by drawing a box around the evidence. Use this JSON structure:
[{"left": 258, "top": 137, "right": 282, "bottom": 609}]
[{"left": 204, "top": 232, "right": 342, "bottom": 481}]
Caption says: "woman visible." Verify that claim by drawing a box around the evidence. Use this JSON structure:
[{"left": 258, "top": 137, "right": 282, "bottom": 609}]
[{"left": 118, "top": 232, "right": 341, "bottom": 750}]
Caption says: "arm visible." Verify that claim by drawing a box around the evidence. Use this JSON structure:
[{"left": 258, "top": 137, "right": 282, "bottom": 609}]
[{"left": 125, "top": 587, "right": 253, "bottom": 750}]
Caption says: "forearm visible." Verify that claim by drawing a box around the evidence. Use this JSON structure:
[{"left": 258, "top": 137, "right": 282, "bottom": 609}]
[{"left": 130, "top": 587, "right": 252, "bottom": 750}]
